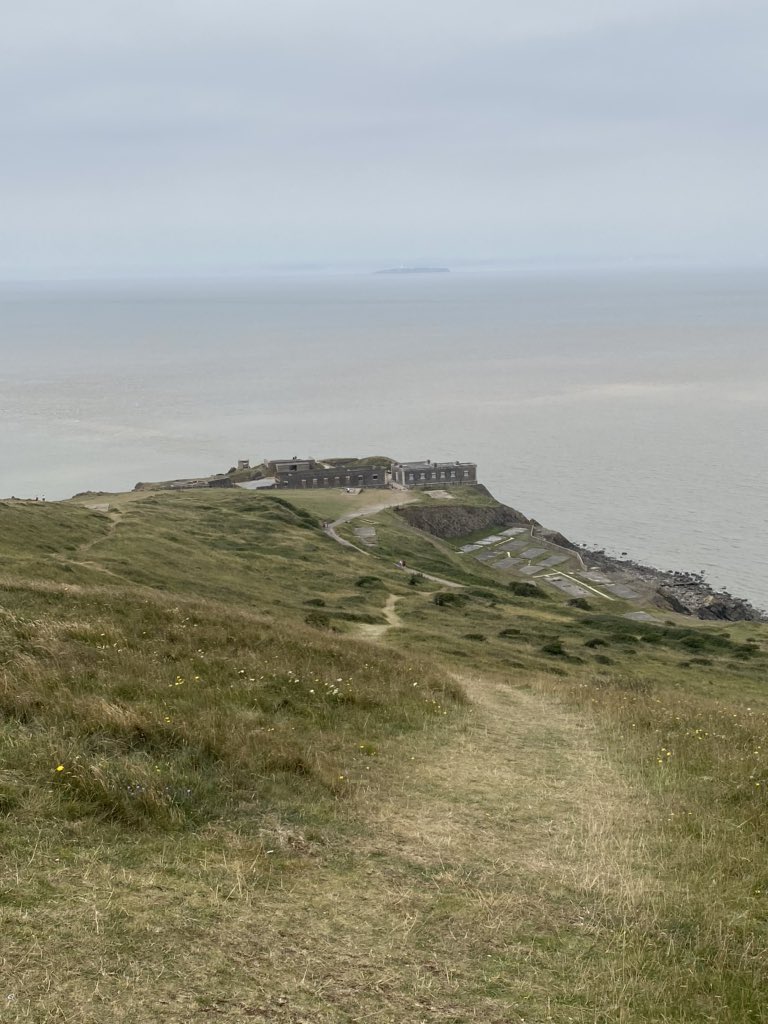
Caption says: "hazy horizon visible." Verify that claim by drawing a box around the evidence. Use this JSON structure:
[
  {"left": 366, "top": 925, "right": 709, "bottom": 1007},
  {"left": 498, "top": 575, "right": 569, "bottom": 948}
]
[{"left": 3, "top": 259, "right": 768, "bottom": 289}]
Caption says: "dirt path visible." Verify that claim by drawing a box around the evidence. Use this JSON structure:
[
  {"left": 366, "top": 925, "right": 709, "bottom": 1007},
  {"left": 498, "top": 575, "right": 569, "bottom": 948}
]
[
  {"left": 325, "top": 494, "right": 419, "bottom": 554},
  {"left": 325, "top": 495, "right": 464, "bottom": 588},
  {"left": 198, "top": 674, "right": 656, "bottom": 1023},
  {"left": 76, "top": 509, "right": 125, "bottom": 558},
  {"left": 355, "top": 592, "right": 403, "bottom": 639}
]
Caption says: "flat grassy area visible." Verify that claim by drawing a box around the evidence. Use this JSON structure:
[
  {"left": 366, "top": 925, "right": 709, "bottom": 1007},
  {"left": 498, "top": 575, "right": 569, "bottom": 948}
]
[
  {"left": 270, "top": 487, "right": 416, "bottom": 521},
  {"left": 1, "top": 489, "right": 767, "bottom": 1022}
]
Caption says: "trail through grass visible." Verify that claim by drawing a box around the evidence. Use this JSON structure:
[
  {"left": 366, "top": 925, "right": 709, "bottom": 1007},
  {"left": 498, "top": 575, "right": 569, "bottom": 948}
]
[
  {"left": 355, "top": 593, "right": 403, "bottom": 639},
  {"left": 2, "top": 490, "right": 767, "bottom": 1022},
  {"left": 0, "top": 668, "right": 651, "bottom": 1022}
]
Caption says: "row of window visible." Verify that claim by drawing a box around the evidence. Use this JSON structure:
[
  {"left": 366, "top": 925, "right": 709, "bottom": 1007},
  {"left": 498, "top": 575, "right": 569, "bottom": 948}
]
[
  {"left": 297, "top": 474, "right": 378, "bottom": 487},
  {"left": 404, "top": 469, "right": 467, "bottom": 481}
]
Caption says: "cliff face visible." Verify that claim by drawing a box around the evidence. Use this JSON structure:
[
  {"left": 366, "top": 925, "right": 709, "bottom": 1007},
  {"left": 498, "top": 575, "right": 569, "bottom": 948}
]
[{"left": 395, "top": 502, "right": 530, "bottom": 540}]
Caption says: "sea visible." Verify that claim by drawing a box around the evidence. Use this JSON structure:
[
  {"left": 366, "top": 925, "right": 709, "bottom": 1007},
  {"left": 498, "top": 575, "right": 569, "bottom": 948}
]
[{"left": 1, "top": 269, "right": 767, "bottom": 611}]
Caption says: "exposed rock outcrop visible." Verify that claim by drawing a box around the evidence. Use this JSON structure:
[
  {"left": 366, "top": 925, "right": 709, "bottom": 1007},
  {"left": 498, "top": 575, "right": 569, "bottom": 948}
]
[
  {"left": 395, "top": 501, "right": 530, "bottom": 540},
  {"left": 585, "top": 551, "right": 765, "bottom": 622}
]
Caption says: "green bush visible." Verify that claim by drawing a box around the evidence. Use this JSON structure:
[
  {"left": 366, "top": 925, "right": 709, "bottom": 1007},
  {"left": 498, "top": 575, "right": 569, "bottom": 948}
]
[
  {"left": 541, "top": 640, "right": 567, "bottom": 656},
  {"left": 433, "top": 592, "right": 468, "bottom": 608},
  {"left": 509, "top": 581, "right": 549, "bottom": 599},
  {"left": 304, "top": 611, "right": 331, "bottom": 629},
  {"left": 355, "top": 576, "right": 383, "bottom": 589}
]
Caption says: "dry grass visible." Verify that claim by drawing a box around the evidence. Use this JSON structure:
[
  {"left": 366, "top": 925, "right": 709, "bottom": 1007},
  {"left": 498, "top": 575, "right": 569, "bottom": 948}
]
[{"left": 2, "top": 491, "right": 768, "bottom": 1022}]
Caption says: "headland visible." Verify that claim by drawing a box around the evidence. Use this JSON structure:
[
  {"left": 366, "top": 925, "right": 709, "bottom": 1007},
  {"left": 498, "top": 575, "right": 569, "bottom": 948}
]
[{"left": 122, "top": 452, "right": 765, "bottom": 621}]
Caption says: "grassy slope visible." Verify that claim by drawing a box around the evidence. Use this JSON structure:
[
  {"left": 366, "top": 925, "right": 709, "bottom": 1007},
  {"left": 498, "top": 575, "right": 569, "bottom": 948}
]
[{"left": 1, "top": 491, "right": 767, "bottom": 1023}]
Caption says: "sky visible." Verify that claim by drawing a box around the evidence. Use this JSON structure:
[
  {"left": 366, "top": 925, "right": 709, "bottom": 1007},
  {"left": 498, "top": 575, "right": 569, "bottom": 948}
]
[{"left": 2, "top": 0, "right": 767, "bottom": 279}]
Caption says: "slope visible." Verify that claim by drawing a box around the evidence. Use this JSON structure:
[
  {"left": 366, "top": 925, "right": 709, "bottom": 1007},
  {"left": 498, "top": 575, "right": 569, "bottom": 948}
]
[{"left": 0, "top": 489, "right": 767, "bottom": 1023}]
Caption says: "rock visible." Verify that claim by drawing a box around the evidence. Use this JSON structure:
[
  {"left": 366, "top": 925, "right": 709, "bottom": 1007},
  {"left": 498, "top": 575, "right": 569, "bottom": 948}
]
[{"left": 395, "top": 502, "right": 529, "bottom": 540}]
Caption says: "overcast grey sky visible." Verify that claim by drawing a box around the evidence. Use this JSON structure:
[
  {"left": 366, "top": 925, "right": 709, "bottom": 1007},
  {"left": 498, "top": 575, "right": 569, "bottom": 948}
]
[{"left": 2, "top": 0, "right": 766, "bottom": 278}]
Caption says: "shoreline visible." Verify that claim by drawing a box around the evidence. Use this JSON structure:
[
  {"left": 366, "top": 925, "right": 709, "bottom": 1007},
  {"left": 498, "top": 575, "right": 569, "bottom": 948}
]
[
  {"left": 572, "top": 543, "right": 767, "bottom": 623},
  {"left": 3, "top": 481, "right": 765, "bottom": 622}
]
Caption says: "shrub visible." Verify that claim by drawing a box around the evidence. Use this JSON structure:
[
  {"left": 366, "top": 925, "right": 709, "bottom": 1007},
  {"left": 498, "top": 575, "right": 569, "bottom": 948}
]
[
  {"left": 355, "top": 576, "right": 383, "bottom": 589},
  {"left": 568, "top": 597, "right": 592, "bottom": 610},
  {"left": 584, "top": 637, "right": 608, "bottom": 648},
  {"left": 509, "top": 581, "right": 549, "bottom": 599},
  {"left": 433, "top": 592, "right": 468, "bottom": 608},
  {"left": 541, "top": 640, "right": 567, "bottom": 657},
  {"left": 304, "top": 611, "right": 331, "bottom": 629},
  {"left": 304, "top": 598, "right": 326, "bottom": 607}
]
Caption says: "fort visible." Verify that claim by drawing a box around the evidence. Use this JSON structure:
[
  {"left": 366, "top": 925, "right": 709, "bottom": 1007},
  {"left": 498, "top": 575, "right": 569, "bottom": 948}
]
[
  {"left": 268, "top": 458, "right": 389, "bottom": 490},
  {"left": 134, "top": 455, "right": 480, "bottom": 493},
  {"left": 268, "top": 457, "right": 478, "bottom": 490}
]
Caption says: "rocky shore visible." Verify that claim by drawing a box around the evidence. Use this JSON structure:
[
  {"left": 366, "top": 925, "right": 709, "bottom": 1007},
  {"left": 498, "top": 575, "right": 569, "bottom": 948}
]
[
  {"left": 580, "top": 548, "right": 767, "bottom": 623},
  {"left": 394, "top": 490, "right": 766, "bottom": 623}
]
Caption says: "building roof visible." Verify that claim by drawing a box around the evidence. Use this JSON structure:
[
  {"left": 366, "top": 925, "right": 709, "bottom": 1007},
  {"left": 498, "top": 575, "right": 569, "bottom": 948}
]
[{"left": 395, "top": 460, "right": 476, "bottom": 471}]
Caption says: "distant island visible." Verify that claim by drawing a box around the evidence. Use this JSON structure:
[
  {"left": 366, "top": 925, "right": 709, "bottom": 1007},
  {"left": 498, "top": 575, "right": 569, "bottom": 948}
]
[{"left": 375, "top": 266, "right": 450, "bottom": 275}]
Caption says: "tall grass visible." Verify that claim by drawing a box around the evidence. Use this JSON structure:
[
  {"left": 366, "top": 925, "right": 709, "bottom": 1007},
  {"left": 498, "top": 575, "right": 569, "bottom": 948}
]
[
  {"left": 530, "top": 667, "right": 768, "bottom": 1021},
  {"left": 0, "top": 582, "right": 464, "bottom": 830}
]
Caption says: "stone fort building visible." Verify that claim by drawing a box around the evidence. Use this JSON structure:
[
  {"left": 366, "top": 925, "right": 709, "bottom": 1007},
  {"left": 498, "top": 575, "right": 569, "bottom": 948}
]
[
  {"left": 391, "top": 459, "right": 477, "bottom": 488},
  {"left": 267, "top": 458, "right": 389, "bottom": 490}
]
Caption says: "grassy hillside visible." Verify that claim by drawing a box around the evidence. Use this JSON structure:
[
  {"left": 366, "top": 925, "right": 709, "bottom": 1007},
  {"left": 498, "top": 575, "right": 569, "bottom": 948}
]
[{"left": 1, "top": 490, "right": 766, "bottom": 1022}]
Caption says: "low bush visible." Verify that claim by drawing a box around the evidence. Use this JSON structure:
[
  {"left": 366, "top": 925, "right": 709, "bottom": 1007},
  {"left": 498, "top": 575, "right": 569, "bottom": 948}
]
[
  {"left": 304, "top": 611, "right": 331, "bottom": 628},
  {"left": 433, "top": 592, "right": 468, "bottom": 608},
  {"left": 509, "top": 581, "right": 549, "bottom": 599},
  {"left": 541, "top": 640, "right": 567, "bottom": 656},
  {"left": 355, "top": 576, "right": 383, "bottom": 589}
]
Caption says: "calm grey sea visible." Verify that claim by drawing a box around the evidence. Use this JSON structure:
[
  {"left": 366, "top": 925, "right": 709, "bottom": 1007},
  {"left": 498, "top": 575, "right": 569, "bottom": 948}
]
[{"left": 1, "top": 270, "right": 767, "bottom": 609}]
